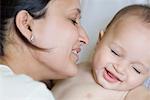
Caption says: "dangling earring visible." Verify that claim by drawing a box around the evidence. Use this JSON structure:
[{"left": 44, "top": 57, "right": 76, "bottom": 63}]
[{"left": 30, "top": 34, "right": 34, "bottom": 42}]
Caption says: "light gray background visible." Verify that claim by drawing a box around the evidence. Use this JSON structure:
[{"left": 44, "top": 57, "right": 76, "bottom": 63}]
[{"left": 79, "top": 0, "right": 149, "bottom": 63}]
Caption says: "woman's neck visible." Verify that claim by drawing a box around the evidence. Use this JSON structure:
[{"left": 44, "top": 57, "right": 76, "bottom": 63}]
[{"left": 2, "top": 43, "right": 45, "bottom": 80}]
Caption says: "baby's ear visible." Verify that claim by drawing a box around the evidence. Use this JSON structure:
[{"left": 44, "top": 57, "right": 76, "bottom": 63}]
[
  {"left": 96, "top": 30, "right": 105, "bottom": 45},
  {"left": 100, "top": 30, "right": 105, "bottom": 39}
]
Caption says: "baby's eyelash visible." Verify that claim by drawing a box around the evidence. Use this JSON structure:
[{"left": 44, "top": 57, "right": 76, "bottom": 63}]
[
  {"left": 111, "top": 49, "right": 119, "bottom": 56},
  {"left": 133, "top": 67, "right": 141, "bottom": 74}
]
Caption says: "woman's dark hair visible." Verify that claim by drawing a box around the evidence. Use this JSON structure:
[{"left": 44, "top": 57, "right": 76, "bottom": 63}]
[{"left": 0, "top": 0, "right": 50, "bottom": 56}]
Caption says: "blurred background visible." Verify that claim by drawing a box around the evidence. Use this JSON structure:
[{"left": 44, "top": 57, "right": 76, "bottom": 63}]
[{"left": 79, "top": 0, "right": 150, "bottom": 63}]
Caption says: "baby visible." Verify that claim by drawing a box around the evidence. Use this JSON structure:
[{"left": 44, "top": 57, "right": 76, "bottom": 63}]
[{"left": 52, "top": 4, "right": 150, "bottom": 100}]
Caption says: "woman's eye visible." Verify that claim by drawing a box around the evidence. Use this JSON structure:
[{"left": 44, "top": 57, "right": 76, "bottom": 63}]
[
  {"left": 111, "top": 49, "right": 119, "bottom": 56},
  {"left": 70, "top": 19, "right": 78, "bottom": 25},
  {"left": 133, "top": 67, "right": 141, "bottom": 74}
]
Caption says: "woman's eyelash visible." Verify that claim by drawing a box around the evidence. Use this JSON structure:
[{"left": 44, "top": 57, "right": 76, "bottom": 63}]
[
  {"left": 111, "top": 49, "right": 119, "bottom": 56},
  {"left": 133, "top": 67, "right": 141, "bottom": 74},
  {"left": 70, "top": 19, "right": 78, "bottom": 25}
]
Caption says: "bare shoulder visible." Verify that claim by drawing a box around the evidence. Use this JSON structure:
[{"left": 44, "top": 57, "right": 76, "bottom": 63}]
[
  {"left": 51, "top": 62, "right": 94, "bottom": 100},
  {"left": 125, "top": 85, "right": 150, "bottom": 100}
]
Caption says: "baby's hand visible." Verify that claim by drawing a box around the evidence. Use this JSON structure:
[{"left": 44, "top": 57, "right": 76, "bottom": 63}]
[{"left": 144, "top": 78, "right": 150, "bottom": 89}]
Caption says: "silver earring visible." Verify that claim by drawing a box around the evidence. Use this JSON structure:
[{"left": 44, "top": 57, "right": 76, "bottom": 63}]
[{"left": 30, "top": 34, "right": 34, "bottom": 42}]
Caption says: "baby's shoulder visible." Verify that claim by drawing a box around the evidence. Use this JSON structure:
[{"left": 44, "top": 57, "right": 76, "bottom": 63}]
[
  {"left": 125, "top": 86, "right": 150, "bottom": 100},
  {"left": 52, "top": 62, "right": 100, "bottom": 100}
]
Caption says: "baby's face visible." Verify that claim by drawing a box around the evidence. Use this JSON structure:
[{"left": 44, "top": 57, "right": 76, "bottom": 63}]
[{"left": 92, "top": 16, "right": 150, "bottom": 91}]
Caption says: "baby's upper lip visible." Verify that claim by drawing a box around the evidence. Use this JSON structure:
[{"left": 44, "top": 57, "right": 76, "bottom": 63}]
[{"left": 105, "top": 68, "right": 123, "bottom": 82}]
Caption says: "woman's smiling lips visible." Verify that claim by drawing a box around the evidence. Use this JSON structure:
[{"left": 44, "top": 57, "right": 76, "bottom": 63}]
[{"left": 72, "top": 48, "right": 81, "bottom": 62}]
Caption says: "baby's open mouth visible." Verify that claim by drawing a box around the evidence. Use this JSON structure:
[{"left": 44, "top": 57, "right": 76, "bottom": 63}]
[{"left": 104, "top": 68, "right": 122, "bottom": 83}]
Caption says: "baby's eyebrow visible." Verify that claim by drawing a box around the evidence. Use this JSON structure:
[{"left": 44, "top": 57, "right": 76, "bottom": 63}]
[{"left": 111, "top": 42, "right": 125, "bottom": 53}]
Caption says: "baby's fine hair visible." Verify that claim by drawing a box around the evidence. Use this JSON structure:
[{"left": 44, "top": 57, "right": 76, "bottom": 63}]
[{"left": 106, "top": 4, "right": 150, "bottom": 31}]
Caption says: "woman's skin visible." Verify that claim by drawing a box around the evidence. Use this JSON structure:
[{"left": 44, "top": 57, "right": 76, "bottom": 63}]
[{"left": 3, "top": 0, "right": 89, "bottom": 80}]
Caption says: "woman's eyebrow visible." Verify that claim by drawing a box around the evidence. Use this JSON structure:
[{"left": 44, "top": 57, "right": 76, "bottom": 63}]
[
  {"left": 71, "top": 8, "right": 81, "bottom": 14},
  {"left": 76, "top": 8, "right": 81, "bottom": 14}
]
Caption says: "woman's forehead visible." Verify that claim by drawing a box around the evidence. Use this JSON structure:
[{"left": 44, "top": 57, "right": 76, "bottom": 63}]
[{"left": 47, "top": 0, "right": 80, "bottom": 13}]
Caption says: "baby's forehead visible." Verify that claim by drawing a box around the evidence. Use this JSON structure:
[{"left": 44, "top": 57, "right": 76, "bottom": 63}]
[{"left": 107, "top": 16, "right": 150, "bottom": 54}]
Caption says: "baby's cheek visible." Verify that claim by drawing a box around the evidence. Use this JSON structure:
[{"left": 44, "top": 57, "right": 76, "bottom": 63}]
[
  {"left": 93, "top": 68, "right": 103, "bottom": 84},
  {"left": 127, "top": 77, "right": 144, "bottom": 89}
]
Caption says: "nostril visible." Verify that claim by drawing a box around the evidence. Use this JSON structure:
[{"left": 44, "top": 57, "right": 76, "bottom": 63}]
[
  {"left": 80, "top": 40, "right": 86, "bottom": 46},
  {"left": 80, "top": 36, "right": 89, "bottom": 45}
]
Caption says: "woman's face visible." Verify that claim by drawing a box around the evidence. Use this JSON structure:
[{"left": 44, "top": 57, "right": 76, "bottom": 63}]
[{"left": 31, "top": 0, "right": 89, "bottom": 79}]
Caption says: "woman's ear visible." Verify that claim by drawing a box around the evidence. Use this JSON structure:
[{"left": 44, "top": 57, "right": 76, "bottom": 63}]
[{"left": 15, "top": 10, "right": 33, "bottom": 41}]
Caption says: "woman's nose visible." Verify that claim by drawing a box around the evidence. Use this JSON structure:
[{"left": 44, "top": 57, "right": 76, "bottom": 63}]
[{"left": 78, "top": 25, "right": 89, "bottom": 45}]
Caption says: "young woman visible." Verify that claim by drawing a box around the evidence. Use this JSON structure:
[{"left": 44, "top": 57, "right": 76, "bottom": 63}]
[{"left": 0, "top": 0, "right": 88, "bottom": 99}]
